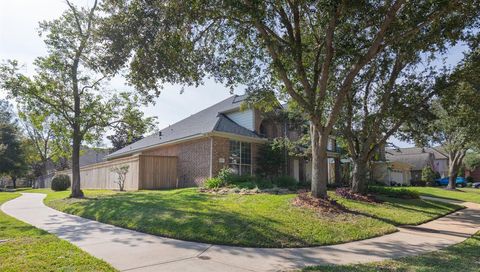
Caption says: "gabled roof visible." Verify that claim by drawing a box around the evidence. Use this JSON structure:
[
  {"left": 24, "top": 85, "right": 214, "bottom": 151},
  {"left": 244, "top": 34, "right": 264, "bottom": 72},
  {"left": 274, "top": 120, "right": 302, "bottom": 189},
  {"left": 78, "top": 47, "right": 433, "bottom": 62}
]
[
  {"left": 386, "top": 146, "right": 448, "bottom": 160},
  {"left": 107, "top": 95, "right": 263, "bottom": 159},
  {"left": 386, "top": 152, "right": 433, "bottom": 171}
]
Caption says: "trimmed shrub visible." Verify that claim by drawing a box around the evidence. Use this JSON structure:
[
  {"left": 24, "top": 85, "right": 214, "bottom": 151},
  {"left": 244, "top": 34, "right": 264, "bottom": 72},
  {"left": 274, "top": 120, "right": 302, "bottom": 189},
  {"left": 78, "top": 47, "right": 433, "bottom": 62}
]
[
  {"left": 204, "top": 177, "right": 224, "bottom": 189},
  {"left": 229, "top": 174, "right": 254, "bottom": 184},
  {"left": 255, "top": 178, "right": 274, "bottom": 189},
  {"left": 51, "top": 175, "right": 71, "bottom": 191},
  {"left": 368, "top": 186, "right": 420, "bottom": 199},
  {"left": 411, "top": 180, "right": 426, "bottom": 187},
  {"left": 272, "top": 175, "right": 297, "bottom": 188}
]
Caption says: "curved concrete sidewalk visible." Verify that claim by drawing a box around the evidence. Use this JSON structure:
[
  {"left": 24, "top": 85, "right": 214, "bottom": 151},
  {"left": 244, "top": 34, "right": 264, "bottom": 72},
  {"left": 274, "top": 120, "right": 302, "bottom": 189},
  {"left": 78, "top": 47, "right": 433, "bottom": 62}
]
[{"left": 2, "top": 193, "right": 479, "bottom": 272}]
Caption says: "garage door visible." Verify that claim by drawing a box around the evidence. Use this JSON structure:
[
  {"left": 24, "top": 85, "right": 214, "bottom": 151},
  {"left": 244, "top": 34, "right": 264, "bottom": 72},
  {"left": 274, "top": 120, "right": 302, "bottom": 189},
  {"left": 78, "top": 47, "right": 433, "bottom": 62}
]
[{"left": 390, "top": 171, "right": 404, "bottom": 184}]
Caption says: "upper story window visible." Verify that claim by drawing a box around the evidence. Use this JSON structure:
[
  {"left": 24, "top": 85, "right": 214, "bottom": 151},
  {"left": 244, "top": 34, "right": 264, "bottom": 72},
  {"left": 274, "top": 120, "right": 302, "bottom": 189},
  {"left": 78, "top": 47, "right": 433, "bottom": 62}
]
[{"left": 229, "top": 140, "right": 252, "bottom": 175}]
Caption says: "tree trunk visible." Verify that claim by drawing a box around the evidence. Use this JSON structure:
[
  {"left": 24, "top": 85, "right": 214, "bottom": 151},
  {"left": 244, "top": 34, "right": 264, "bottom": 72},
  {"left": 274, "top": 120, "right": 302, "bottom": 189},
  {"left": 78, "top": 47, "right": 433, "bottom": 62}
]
[
  {"left": 447, "top": 161, "right": 459, "bottom": 190},
  {"left": 351, "top": 158, "right": 368, "bottom": 194},
  {"left": 12, "top": 176, "right": 17, "bottom": 189},
  {"left": 310, "top": 123, "right": 328, "bottom": 198},
  {"left": 70, "top": 132, "right": 84, "bottom": 198},
  {"left": 41, "top": 162, "right": 48, "bottom": 188}
]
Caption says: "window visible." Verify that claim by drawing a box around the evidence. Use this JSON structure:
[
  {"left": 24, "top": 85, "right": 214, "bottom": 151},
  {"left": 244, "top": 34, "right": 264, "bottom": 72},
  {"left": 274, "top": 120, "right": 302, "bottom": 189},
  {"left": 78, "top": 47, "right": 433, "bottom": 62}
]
[{"left": 229, "top": 140, "right": 252, "bottom": 175}]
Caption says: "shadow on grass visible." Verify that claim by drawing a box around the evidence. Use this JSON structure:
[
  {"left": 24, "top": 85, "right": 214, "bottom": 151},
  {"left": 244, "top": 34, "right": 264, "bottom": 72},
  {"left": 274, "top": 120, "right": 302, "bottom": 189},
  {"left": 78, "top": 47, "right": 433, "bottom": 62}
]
[
  {"left": 48, "top": 191, "right": 313, "bottom": 248},
  {"left": 336, "top": 196, "right": 462, "bottom": 226}
]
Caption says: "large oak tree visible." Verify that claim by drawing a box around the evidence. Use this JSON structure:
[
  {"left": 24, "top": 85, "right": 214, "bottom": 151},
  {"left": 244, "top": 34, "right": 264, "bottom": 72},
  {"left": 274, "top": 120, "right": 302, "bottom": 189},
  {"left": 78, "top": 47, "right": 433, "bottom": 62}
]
[{"left": 101, "top": 0, "right": 479, "bottom": 197}]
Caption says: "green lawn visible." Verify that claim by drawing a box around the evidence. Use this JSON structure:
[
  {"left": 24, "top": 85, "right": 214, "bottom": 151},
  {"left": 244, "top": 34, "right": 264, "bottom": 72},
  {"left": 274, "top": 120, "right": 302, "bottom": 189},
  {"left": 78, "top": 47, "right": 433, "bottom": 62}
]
[
  {"left": 396, "top": 187, "right": 480, "bottom": 204},
  {"left": 35, "top": 188, "right": 461, "bottom": 248},
  {"left": 304, "top": 231, "right": 480, "bottom": 272},
  {"left": 0, "top": 192, "right": 115, "bottom": 272}
]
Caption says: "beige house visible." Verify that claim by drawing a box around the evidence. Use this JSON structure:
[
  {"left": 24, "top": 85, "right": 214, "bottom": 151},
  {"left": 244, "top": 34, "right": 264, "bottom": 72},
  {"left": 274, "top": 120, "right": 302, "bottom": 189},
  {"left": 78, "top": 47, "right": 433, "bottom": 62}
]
[
  {"left": 59, "top": 95, "right": 340, "bottom": 190},
  {"left": 371, "top": 161, "right": 413, "bottom": 186},
  {"left": 386, "top": 147, "right": 449, "bottom": 181}
]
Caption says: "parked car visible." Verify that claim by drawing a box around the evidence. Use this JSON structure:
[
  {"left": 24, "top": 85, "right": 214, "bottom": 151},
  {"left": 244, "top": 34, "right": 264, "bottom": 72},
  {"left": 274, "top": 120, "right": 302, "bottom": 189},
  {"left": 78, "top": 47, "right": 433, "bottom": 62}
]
[
  {"left": 435, "top": 177, "right": 467, "bottom": 187},
  {"left": 473, "top": 182, "right": 480, "bottom": 189}
]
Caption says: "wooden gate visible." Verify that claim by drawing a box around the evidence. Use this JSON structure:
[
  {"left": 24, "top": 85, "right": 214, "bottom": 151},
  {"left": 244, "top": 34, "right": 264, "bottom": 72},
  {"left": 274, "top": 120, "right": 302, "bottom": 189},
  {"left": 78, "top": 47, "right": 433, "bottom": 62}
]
[{"left": 139, "top": 155, "right": 178, "bottom": 189}]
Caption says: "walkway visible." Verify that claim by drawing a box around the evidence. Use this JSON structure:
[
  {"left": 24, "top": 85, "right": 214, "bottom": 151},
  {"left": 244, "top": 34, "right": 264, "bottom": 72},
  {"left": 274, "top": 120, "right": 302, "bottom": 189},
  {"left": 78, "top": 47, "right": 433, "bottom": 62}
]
[{"left": 2, "top": 193, "right": 479, "bottom": 271}]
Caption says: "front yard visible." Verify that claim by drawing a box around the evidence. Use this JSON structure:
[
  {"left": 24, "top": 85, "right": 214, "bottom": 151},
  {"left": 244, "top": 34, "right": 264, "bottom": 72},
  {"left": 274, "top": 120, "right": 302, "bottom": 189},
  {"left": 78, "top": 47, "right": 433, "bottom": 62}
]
[
  {"left": 305, "top": 231, "right": 480, "bottom": 272},
  {"left": 35, "top": 188, "right": 460, "bottom": 248},
  {"left": 403, "top": 187, "right": 480, "bottom": 204},
  {"left": 0, "top": 192, "right": 115, "bottom": 272}
]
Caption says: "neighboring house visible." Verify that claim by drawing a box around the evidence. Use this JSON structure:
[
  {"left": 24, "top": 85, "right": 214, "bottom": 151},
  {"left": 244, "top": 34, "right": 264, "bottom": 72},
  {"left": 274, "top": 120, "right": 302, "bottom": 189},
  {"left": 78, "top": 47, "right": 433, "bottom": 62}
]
[
  {"left": 466, "top": 168, "right": 480, "bottom": 182},
  {"left": 60, "top": 95, "right": 340, "bottom": 190},
  {"left": 385, "top": 147, "right": 449, "bottom": 182},
  {"left": 36, "top": 147, "right": 110, "bottom": 188},
  {"left": 371, "top": 161, "right": 413, "bottom": 186}
]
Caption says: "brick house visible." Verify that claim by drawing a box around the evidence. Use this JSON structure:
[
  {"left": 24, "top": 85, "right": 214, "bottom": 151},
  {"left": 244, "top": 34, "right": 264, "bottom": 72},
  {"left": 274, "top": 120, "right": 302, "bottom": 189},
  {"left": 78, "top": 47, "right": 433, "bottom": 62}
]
[{"left": 61, "top": 95, "right": 340, "bottom": 190}]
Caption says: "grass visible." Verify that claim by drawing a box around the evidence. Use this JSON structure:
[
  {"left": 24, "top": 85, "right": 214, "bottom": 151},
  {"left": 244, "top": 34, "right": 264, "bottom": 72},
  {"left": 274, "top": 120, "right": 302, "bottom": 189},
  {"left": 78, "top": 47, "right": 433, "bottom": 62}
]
[
  {"left": 390, "top": 186, "right": 480, "bottom": 204},
  {"left": 304, "top": 231, "right": 480, "bottom": 272},
  {"left": 0, "top": 192, "right": 115, "bottom": 272},
  {"left": 35, "top": 188, "right": 461, "bottom": 248}
]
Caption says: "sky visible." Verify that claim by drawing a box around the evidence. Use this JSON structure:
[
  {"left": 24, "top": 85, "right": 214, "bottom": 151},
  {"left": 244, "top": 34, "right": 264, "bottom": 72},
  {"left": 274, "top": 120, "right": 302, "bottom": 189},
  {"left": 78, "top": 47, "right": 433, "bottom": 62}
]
[{"left": 0, "top": 0, "right": 468, "bottom": 148}]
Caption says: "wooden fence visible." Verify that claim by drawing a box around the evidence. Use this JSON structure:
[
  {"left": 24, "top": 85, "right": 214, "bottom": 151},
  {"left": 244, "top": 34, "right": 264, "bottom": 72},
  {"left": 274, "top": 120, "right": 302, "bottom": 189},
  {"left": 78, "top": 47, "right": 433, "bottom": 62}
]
[{"left": 57, "top": 155, "right": 178, "bottom": 190}]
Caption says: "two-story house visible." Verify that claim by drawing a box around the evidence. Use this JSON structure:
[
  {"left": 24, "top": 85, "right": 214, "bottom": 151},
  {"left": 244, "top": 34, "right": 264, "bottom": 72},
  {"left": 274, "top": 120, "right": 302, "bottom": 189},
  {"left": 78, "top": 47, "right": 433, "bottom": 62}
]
[{"left": 60, "top": 95, "right": 340, "bottom": 190}]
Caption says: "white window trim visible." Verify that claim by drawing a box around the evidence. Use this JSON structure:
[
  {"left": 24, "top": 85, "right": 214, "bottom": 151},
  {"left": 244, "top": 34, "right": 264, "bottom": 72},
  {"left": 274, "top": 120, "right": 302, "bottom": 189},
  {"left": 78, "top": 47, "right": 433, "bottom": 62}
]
[{"left": 229, "top": 140, "right": 253, "bottom": 175}]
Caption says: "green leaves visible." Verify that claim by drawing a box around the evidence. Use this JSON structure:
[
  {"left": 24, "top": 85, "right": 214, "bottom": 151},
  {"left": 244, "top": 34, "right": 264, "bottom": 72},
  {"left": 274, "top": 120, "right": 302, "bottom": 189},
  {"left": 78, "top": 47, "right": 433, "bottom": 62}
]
[{"left": 0, "top": 100, "right": 27, "bottom": 178}]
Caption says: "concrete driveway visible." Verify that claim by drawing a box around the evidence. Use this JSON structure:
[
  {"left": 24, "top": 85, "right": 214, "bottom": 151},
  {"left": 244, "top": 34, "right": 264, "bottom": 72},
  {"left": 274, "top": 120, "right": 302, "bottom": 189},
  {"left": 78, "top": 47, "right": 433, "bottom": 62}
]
[{"left": 2, "top": 193, "right": 480, "bottom": 271}]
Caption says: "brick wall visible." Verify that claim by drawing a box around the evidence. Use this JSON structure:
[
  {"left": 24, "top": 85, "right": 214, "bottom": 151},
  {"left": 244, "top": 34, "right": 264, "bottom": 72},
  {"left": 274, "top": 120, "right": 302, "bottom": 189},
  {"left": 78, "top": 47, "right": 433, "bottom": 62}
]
[
  {"left": 211, "top": 136, "right": 230, "bottom": 176},
  {"left": 142, "top": 136, "right": 262, "bottom": 187},
  {"left": 143, "top": 138, "right": 210, "bottom": 187}
]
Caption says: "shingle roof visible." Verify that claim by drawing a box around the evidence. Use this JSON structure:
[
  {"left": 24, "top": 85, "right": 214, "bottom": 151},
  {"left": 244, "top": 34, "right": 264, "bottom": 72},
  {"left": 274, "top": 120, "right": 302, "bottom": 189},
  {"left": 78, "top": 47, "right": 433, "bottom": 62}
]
[
  {"left": 386, "top": 152, "right": 433, "bottom": 171},
  {"left": 80, "top": 148, "right": 109, "bottom": 167},
  {"left": 107, "top": 95, "right": 262, "bottom": 159},
  {"left": 386, "top": 146, "right": 448, "bottom": 160}
]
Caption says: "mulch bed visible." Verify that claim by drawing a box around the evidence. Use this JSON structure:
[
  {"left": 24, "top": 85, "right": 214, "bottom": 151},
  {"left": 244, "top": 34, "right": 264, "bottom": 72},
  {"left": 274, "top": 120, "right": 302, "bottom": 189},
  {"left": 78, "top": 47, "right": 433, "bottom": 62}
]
[
  {"left": 292, "top": 190, "right": 346, "bottom": 213},
  {"left": 335, "top": 187, "right": 380, "bottom": 203}
]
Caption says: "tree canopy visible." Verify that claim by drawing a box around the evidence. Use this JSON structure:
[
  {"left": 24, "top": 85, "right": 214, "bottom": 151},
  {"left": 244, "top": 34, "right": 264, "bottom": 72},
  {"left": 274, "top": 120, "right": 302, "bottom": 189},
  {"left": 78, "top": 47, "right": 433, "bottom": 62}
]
[
  {"left": 428, "top": 48, "right": 480, "bottom": 188},
  {"left": 100, "top": 0, "right": 480, "bottom": 197},
  {"left": 0, "top": 100, "right": 27, "bottom": 187}
]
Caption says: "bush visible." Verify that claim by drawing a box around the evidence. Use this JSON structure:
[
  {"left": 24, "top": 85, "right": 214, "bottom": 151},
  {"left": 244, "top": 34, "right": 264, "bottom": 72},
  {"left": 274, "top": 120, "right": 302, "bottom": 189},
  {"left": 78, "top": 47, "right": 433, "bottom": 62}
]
[
  {"left": 255, "top": 178, "right": 274, "bottom": 189},
  {"left": 227, "top": 175, "right": 274, "bottom": 189},
  {"left": 272, "top": 175, "right": 297, "bottom": 188},
  {"left": 421, "top": 166, "right": 436, "bottom": 183},
  {"left": 204, "top": 177, "right": 224, "bottom": 189},
  {"left": 217, "top": 167, "right": 234, "bottom": 183},
  {"left": 368, "top": 186, "right": 420, "bottom": 199},
  {"left": 229, "top": 174, "right": 254, "bottom": 184},
  {"left": 51, "top": 175, "right": 71, "bottom": 191},
  {"left": 466, "top": 176, "right": 474, "bottom": 183},
  {"left": 411, "top": 180, "right": 426, "bottom": 187}
]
